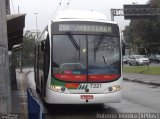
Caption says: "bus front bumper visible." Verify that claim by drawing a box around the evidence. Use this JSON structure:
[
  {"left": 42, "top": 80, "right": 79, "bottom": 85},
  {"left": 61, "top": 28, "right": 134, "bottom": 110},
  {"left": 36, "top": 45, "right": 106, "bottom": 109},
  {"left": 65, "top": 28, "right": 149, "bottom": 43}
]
[{"left": 45, "top": 89, "right": 122, "bottom": 104}]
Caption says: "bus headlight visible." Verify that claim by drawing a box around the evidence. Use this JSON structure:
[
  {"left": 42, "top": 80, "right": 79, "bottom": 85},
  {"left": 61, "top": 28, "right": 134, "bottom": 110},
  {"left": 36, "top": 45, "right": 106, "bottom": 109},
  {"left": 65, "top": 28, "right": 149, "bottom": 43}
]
[
  {"left": 50, "top": 85, "right": 63, "bottom": 92},
  {"left": 108, "top": 85, "right": 121, "bottom": 92}
]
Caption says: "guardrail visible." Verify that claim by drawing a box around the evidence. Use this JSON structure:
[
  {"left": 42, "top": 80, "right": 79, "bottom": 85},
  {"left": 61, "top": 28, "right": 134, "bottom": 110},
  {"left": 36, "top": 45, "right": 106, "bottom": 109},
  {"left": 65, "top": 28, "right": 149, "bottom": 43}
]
[{"left": 27, "top": 88, "right": 44, "bottom": 119}]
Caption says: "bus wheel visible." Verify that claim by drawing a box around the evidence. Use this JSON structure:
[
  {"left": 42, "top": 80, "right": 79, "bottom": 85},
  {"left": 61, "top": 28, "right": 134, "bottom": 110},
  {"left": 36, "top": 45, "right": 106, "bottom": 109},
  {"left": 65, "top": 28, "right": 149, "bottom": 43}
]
[
  {"left": 36, "top": 86, "right": 40, "bottom": 93},
  {"left": 43, "top": 100, "right": 51, "bottom": 109}
]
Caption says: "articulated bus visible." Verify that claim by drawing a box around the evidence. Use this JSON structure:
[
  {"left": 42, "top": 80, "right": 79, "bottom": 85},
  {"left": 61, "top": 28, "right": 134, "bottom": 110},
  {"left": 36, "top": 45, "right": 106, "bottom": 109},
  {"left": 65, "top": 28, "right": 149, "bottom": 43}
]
[{"left": 34, "top": 10, "right": 123, "bottom": 104}]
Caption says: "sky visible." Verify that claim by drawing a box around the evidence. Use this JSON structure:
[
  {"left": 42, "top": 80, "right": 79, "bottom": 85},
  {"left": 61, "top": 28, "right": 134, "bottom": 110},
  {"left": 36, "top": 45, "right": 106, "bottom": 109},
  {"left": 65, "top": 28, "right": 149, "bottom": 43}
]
[{"left": 11, "top": 0, "right": 149, "bottom": 31}]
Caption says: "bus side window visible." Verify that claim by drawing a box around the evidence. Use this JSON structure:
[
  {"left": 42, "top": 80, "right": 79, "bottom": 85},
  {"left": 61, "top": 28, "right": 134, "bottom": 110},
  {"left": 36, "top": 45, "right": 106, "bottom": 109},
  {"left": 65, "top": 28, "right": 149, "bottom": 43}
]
[
  {"left": 34, "top": 46, "right": 38, "bottom": 84},
  {"left": 122, "top": 41, "right": 125, "bottom": 56},
  {"left": 41, "top": 41, "right": 45, "bottom": 52},
  {"left": 41, "top": 30, "right": 48, "bottom": 52},
  {"left": 44, "top": 35, "right": 50, "bottom": 88}
]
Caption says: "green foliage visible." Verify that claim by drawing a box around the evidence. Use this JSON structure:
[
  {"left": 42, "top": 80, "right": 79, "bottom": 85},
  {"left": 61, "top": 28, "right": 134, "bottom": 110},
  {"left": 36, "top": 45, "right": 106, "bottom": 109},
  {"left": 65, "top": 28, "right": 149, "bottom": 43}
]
[
  {"left": 21, "top": 36, "right": 35, "bottom": 67},
  {"left": 123, "top": 66, "right": 160, "bottom": 75},
  {"left": 123, "top": 0, "right": 160, "bottom": 55}
]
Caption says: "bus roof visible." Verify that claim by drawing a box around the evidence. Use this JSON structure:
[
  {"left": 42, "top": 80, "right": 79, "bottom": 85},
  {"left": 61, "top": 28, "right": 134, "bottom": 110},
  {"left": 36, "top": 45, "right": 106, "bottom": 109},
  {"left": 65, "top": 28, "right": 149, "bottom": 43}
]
[{"left": 52, "top": 10, "right": 116, "bottom": 24}]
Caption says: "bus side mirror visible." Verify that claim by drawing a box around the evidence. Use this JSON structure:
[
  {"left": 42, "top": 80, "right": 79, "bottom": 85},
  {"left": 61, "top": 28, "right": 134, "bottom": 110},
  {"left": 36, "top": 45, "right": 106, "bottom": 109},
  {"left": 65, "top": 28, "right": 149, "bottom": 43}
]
[
  {"left": 41, "top": 41, "right": 45, "bottom": 52},
  {"left": 122, "top": 41, "right": 125, "bottom": 56}
]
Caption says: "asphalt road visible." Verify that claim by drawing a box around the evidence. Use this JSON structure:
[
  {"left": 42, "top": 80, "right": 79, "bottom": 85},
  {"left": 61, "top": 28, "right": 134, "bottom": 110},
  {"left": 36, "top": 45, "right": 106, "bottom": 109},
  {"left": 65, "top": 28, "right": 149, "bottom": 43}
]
[
  {"left": 43, "top": 81, "right": 160, "bottom": 119},
  {"left": 26, "top": 71, "right": 160, "bottom": 119}
]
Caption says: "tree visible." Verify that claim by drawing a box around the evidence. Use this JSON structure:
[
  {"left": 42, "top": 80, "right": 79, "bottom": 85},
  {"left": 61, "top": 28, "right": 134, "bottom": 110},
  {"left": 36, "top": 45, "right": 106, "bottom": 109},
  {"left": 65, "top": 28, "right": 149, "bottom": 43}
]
[
  {"left": 21, "top": 35, "right": 35, "bottom": 67},
  {"left": 123, "top": 0, "right": 160, "bottom": 55},
  {"left": 13, "top": 34, "right": 35, "bottom": 68}
]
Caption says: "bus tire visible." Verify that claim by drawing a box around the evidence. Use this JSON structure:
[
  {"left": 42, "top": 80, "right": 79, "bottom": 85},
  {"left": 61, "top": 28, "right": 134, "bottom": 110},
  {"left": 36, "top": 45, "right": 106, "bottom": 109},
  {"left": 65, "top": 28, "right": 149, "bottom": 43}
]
[{"left": 36, "top": 86, "right": 40, "bottom": 93}]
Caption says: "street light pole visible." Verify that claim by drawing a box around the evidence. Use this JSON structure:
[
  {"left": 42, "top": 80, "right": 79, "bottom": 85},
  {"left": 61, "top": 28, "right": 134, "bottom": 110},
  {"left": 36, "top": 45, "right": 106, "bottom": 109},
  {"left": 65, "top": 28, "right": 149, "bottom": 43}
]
[
  {"left": 34, "top": 13, "right": 38, "bottom": 38},
  {"left": 110, "top": 9, "right": 114, "bottom": 21},
  {"left": 19, "top": 46, "right": 22, "bottom": 73}
]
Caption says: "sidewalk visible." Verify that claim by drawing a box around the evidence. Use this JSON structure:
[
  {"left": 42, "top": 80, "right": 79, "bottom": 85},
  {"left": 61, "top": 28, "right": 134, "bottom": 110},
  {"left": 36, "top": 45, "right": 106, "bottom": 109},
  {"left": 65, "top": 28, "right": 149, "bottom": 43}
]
[
  {"left": 11, "top": 69, "right": 30, "bottom": 119},
  {"left": 123, "top": 73, "right": 160, "bottom": 86}
]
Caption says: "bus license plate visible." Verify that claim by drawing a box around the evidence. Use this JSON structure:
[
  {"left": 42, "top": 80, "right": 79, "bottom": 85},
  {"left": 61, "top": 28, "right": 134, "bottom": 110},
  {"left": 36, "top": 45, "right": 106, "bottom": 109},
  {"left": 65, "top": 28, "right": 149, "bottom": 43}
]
[
  {"left": 90, "top": 83, "right": 101, "bottom": 88},
  {"left": 81, "top": 95, "right": 93, "bottom": 100}
]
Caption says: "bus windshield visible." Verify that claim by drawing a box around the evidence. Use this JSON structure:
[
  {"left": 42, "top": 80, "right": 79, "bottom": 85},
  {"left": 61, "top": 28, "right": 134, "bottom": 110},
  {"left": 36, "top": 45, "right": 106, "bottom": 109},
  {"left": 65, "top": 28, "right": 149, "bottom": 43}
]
[{"left": 52, "top": 34, "right": 120, "bottom": 82}]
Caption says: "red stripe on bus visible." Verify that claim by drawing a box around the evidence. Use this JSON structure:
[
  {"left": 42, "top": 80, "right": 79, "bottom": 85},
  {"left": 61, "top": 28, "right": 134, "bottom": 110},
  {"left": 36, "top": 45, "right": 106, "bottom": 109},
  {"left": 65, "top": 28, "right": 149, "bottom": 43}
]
[
  {"left": 54, "top": 74, "right": 119, "bottom": 81},
  {"left": 88, "top": 74, "right": 120, "bottom": 81},
  {"left": 65, "top": 83, "right": 79, "bottom": 89},
  {"left": 54, "top": 74, "right": 86, "bottom": 81}
]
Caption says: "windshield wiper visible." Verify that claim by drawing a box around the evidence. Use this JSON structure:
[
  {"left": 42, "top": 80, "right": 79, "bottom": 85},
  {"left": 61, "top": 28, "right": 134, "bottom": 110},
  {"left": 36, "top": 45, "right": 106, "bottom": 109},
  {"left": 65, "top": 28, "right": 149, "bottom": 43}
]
[
  {"left": 102, "top": 56, "right": 106, "bottom": 64},
  {"left": 67, "top": 32, "right": 80, "bottom": 51},
  {"left": 94, "top": 35, "right": 105, "bottom": 52}
]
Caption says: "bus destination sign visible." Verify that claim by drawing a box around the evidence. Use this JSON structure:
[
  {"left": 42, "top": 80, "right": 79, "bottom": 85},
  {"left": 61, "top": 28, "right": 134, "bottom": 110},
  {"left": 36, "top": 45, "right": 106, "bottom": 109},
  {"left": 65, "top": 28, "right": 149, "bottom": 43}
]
[{"left": 59, "top": 24, "right": 112, "bottom": 33}]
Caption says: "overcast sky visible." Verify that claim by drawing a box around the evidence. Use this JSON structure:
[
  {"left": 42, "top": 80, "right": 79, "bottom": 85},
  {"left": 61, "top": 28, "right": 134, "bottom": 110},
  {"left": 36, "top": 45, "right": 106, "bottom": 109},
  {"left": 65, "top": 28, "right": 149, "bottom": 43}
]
[{"left": 11, "top": 0, "right": 148, "bottom": 31}]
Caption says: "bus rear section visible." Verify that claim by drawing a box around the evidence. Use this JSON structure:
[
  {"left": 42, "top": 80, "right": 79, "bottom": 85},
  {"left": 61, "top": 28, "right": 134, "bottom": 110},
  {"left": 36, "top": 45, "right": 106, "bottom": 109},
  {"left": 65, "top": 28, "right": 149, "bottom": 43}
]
[{"left": 45, "top": 20, "right": 122, "bottom": 104}]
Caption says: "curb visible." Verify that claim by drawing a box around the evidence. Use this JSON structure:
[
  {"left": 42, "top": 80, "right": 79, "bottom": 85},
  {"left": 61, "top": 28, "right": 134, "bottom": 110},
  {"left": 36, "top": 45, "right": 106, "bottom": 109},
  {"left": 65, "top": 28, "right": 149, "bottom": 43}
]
[{"left": 123, "top": 78, "right": 160, "bottom": 86}]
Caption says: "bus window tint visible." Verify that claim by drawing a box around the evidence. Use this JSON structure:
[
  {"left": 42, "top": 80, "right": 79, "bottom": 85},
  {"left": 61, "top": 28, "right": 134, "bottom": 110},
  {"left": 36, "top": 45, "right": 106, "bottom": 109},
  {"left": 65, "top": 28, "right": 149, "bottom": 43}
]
[
  {"left": 52, "top": 35, "right": 120, "bottom": 82},
  {"left": 52, "top": 35, "right": 87, "bottom": 81},
  {"left": 88, "top": 36, "right": 120, "bottom": 81}
]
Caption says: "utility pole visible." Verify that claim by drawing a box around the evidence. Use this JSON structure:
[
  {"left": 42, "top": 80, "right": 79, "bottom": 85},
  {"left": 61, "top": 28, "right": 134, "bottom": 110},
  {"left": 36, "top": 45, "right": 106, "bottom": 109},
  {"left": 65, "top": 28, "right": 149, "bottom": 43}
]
[
  {"left": 34, "top": 13, "right": 39, "bottom": 38},
  {"left": 20, "top": 47, "right": 22, "bottom": 73},
  {"left": 6, "top": 0, "right": 10, "bottom": 14},
  {"left": 18, "top": 5, "right": 20, "bottom": 14},
  {"left": 110, "top": 9, "right": 114, "bottom": 21},
  {"left": 0, "top": 0, "right": 11, "bottom": 112}
]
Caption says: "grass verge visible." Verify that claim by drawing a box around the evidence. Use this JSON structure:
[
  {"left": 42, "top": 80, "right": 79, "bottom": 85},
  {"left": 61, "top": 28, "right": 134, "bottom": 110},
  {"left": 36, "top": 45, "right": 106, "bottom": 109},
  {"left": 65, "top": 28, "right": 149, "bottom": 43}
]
[{"left": 123, "top": 66, "right": 160, "bottom": 75}]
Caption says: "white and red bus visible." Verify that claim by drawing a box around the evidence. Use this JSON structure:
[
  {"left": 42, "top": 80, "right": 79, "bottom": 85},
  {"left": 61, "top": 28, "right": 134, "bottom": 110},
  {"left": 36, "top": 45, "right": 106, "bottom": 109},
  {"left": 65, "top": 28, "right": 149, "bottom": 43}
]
[{"left": 34, "top": 10, "right": 123, "bottom": 104}]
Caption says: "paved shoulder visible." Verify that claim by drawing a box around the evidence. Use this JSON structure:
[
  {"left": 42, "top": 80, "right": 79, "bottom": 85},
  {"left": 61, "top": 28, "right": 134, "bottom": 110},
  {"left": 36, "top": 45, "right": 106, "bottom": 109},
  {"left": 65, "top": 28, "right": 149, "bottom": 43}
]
[{"left": 123, "top": 73, "right": 160, "bottom": 86}]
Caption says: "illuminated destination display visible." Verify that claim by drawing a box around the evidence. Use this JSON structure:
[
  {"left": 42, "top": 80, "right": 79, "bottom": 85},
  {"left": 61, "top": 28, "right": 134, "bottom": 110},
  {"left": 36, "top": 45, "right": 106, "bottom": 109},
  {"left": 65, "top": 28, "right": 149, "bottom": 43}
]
[{"left": 59, "top": 24, "right": 112, "bottom": 33}]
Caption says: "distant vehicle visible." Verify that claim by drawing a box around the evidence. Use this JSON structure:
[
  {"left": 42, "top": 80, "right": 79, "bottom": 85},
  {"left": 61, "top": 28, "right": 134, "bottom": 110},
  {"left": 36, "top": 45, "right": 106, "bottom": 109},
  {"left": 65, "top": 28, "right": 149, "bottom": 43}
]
[
  {"left": 123, "top": 55, "right": 130, "bottom": 64},
  {"left": 149, "top": 55, "right": 160, "bottom": 63},
  {"left": 128, "top": 55, "right": 149, "bottom": 66}
]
